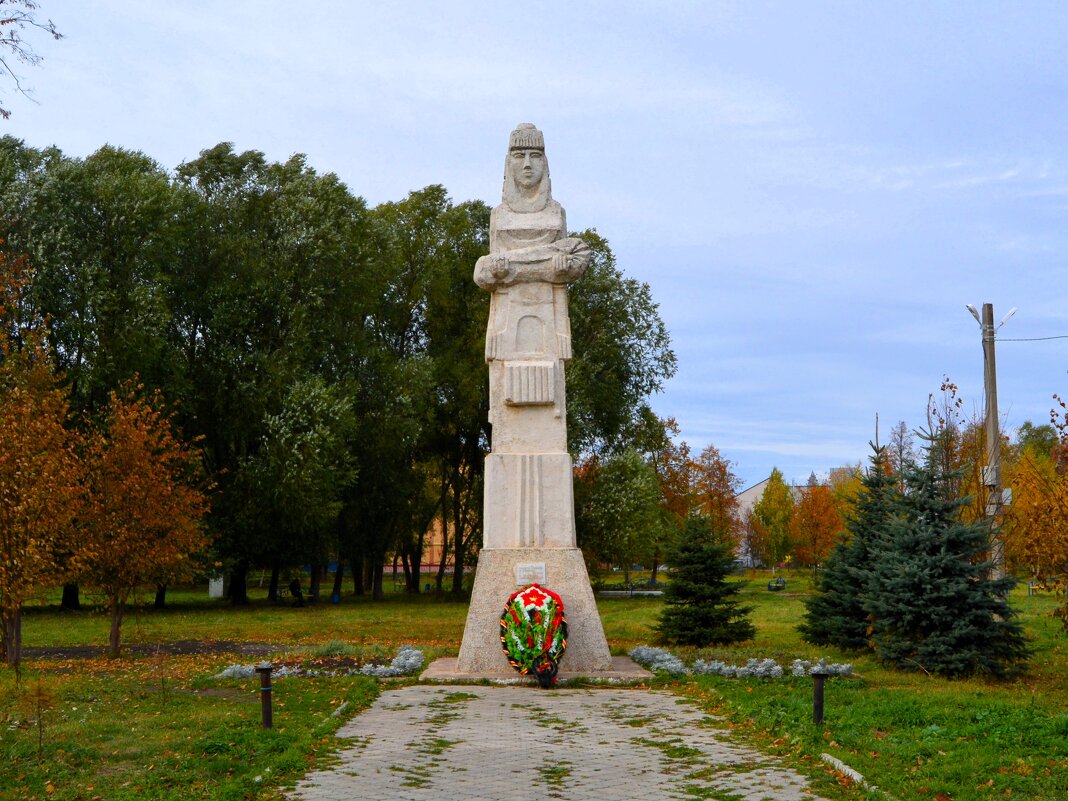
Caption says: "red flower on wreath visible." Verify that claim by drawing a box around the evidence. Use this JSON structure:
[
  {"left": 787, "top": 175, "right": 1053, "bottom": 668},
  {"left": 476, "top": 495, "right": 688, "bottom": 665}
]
[
  {"left": 516, "top": 584, "right": 551, "bottom": 609},
  {"left": 500, "top": 583, "right": 568, "bottom": 688}
]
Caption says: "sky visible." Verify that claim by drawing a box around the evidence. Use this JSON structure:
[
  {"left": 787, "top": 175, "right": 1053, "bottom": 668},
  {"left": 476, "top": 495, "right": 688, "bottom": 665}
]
[{"left": 5, "top": 1, "right": 1068, "bottom": 489}]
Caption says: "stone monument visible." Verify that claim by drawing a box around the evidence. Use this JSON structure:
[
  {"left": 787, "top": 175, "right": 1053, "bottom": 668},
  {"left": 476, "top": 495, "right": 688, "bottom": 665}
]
[{"left": 455, "top": 123, "right": 613, "bottom": 674}]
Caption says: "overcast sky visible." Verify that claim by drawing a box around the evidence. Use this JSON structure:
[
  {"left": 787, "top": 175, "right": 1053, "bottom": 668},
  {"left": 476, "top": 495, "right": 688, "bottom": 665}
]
[{"left": 6, "top": 1, "right": 1068, "bottom": 488}]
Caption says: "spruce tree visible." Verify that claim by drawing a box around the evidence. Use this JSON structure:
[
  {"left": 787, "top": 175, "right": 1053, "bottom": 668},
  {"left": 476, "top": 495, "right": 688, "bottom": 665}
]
[
  {"left": 656, "top": 514, "right": 755, "bottom": 646},
  {"left": 862, "top": 430, "right": 1031, "bottom": 677},
  {"left": 799, "top": 445, "right": 899, "bottom": 649}
]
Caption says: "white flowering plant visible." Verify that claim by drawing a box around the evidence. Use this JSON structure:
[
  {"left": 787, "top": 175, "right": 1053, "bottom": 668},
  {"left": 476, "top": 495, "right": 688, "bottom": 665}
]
[{"left": 628, "top": 646, "right": 852, "bottom": 680}]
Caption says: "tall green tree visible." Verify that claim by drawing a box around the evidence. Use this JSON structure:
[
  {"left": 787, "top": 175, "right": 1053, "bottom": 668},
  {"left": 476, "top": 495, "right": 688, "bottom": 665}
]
[
  {"left": 863, "top": 430, "right": 1030, "bottom": 677},
  {"left": 567, "top": 229, "right": 676, "bottom": 457},
  {"left": 656, "top": 514, "right": 755, "bottom": 646},
  {"left": 0, "top": 139, "right": 183, "bottom": 416},
  {"left": 575, "top": 448, "right": 662, "bottom": 583},
  {"left": 799, "top": 445, "right": 898, "bottom": 650},
  {"left": 237, "top": 376, "right": 357, "bottom": 599},
  {"left": 175, "top": 143, "right": 377, "bottom": 602}
]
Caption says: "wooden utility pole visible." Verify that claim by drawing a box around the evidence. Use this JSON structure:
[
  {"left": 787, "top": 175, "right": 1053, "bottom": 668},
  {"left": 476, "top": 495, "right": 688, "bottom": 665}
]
[{"left": 977, "top": 302, "right": 1005, "bottom": 579}]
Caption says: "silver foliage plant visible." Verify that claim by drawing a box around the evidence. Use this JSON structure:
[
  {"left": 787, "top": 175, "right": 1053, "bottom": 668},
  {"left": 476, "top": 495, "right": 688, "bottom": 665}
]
[
  {"left": 213, "top": 645, "right": 426, "bottom": 680},
  {"left": 789, "top": 658, "right": 853, "bottom": 677},
  {"left": 629, "top": 645, "right": 689, "bottom": 675},
  {"left": 359, "top": 645, "right": 425, "bottom": 677},
  {"left": 629, "top": 646, "right": 852, "bottom": 679},
  {"left": 691, "top": 657, "right": 784, "bottom": 678}
]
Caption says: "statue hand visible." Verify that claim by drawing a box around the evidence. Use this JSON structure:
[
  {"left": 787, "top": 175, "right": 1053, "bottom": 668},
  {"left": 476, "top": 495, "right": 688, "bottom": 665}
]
[
  {"left": 490, "top": 254, "right": 511, "bottom": 280},
  {"left": 550, "top": 252, "right": 568, "bottom": 277}
]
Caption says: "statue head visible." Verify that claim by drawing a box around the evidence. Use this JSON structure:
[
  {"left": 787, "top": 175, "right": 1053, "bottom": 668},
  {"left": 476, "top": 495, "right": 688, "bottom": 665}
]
[{"left": 502, "top": 123, "right": 552, "bottom": 212}]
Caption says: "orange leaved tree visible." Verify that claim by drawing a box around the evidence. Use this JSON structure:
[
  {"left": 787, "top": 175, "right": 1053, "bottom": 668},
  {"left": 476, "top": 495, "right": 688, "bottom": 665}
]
[
  {"left": 693, "top": 443, "right": 742, "bottom": 542},
  {"left": 78, "top": 386, "right": 209, "bottom": 657},
  {"left": 0, "top": 250, "right": 81, "bottom": 669},
  {"left": 790, "top": 483, "right": 844, "bottom": 568}
]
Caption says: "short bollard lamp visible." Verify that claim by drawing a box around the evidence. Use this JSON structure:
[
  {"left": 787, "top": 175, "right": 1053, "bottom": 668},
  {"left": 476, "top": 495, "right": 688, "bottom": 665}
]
[
  {"left": 811, "top": 668, "right": 831, "bottom": 725},
  {"left": 255, "top": 663, "right": 273, "bottom": 729}
]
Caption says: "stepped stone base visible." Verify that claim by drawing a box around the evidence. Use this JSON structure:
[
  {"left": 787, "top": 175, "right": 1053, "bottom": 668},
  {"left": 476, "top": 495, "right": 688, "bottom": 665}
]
[
  {"left": 422, "top": 655, "right": 652, "bottom": 685},
  {"left": 456, "top": 547, "right": 612, "bottom": 674}
]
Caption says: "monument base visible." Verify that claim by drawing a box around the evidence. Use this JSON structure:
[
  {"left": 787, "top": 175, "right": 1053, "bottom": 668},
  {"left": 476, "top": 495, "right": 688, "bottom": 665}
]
[
  {"left": 422, "top": 655, "right": 652, "bottom": 685},
  {"left": 456, "top": 547, "right": 612, "bottom": 674}
]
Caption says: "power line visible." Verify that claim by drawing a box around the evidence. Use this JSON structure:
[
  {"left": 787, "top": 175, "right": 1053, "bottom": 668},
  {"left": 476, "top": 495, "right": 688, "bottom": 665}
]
[{"left": 995, "top": 335, "right": 1068, "bottom": 341}]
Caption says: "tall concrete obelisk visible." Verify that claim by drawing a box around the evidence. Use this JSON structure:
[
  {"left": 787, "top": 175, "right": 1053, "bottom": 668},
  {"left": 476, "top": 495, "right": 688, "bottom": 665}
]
[{"left": 456, "top": 124, "right": 612, "bottom": 674}]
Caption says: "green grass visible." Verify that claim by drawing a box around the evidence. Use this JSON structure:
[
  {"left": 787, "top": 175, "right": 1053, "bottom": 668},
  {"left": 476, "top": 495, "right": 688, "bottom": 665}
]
[
  {"left": 0, "top": 658, "right": 379, "bottom": 801},
  {"left": 3, "top": 572, "right": 1067, "bottom": 801}
]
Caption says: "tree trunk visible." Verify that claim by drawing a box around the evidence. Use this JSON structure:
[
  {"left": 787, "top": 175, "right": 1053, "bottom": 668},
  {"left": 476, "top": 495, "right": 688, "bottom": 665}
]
[
  {"left": 401, "top": 550, "right": 415, "bottom": 593},
  {"left": 108, "top": 601, "right": 124, "bottom": 658},
  {"left": 350, "top": 551, "right": 365, "bottom": 596},
  {"left": 410, "top": 529, "right": 425, "bottom": 593},
  {"left": 330, "top": 562, "right": 345, "bottom": 599},
  {"left": 309, "top": 564, "right": 322, "bottom": 603},
  {"left": 451, "top": 492, "right": 466, "bottom": 595},
  {"left": 267, "top": 561, "right": 281, "bottom": 602},
  {"left": 436, "top": 480, "right": 450, "bottom": 593},
  {"left": 1, "top": 608, "right": 21, "bottom": 668},
  {"left": 372, "top": 560, "right": 385, "bottom": 601},
  {"left": 154, "top": 584, "right": 167, "bottom": 609},
  {"left": 229, "top": 559, "right": 250, "bottom": 605},
  {"left": 363, "top": 556, "right": 374, "bottom": 596},
  {"left": 61, "top": 582, "right": 81, "bottom": 611}
]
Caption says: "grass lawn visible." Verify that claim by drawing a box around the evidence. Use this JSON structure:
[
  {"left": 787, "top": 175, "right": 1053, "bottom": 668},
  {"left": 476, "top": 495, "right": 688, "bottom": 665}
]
[{"left": 1, "top": 572, "right": 1066, "bottom": 801}]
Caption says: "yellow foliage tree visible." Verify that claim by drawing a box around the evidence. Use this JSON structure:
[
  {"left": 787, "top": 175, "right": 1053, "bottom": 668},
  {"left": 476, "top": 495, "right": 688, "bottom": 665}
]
[
  {"left": 78, "top": 386, "right": 209, "bottom": 657},
  {"left": 1003, "top": 448, "right": 1068, "bottom": 628},
  {"left": 0, "top": 249, "right": 82, "bottom": 669}
]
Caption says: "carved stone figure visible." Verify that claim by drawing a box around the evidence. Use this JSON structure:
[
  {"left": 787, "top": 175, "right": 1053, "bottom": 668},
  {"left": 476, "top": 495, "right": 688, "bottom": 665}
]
[
  {"left": 474, "top": 124, "right": 590, "bottom": 451},
  {"left": 474, "top": 123, "right": 591, "bottom": 546},
  {"left": 456, "top": 124, "right": 611, "bottom": 675}
]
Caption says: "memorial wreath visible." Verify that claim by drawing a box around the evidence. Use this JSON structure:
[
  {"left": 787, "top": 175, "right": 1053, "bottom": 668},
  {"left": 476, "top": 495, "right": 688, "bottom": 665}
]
[{"left": 499, "top": 583, "right": 568, "bottom": 687}]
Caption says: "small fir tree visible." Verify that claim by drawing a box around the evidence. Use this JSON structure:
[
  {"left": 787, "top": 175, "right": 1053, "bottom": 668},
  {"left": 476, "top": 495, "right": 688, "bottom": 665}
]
[
  {"left": 656, "top": 514, "right": 755, "bottom": 646},
  {"left": 862, "top": 430, "right": 1031, "bottom": 677},
  {"left": 798, "top": 444, "right": 899, "bottom": 650}
]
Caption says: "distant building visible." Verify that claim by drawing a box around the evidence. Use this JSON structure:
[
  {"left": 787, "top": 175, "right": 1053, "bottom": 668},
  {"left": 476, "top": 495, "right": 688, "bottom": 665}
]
[{"left": 733, "top": 476, "right": 808, "bottom": 567}]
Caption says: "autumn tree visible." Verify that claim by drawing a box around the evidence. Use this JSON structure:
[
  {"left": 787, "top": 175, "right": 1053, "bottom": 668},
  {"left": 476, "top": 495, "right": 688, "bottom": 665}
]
[
  {"left": 738, "top": 508, "right": 767, "bottom": 568},
  {"left": 885, "top": 420, "right": 916, "bottom": 486},
  {"left": 0, "top": 249, "right": 80, "bottom": 668},
  {"left": 752, "top": 468, "right": 795, "bottom": 565},
  {"left": 693, "top": 443, "right": 741, "bottom": 541},
  {"left": 78, "top": 386, "right": 208, "bottom": 657},
  {"left": 1003, "top": 421, "right": 1068, "bottom": 629},
  {"left": 828, "top": 463, "right": 863, "bottom": 521},
  {"left": 646, "top": 418, "right": 693, "bottom": 578},
  {"left": 790, "top": 482, "right": 843, "bottom": 568}
]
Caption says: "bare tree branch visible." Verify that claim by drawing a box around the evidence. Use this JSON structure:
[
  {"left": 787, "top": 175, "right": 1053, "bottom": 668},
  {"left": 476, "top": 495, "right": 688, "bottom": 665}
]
[{"left": 0, "top": 1, "right": 62, "bottom": 119}]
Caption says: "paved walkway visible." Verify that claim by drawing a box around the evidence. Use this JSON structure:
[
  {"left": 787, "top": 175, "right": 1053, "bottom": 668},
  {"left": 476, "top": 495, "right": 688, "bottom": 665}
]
[{"left": 291, "top": 685, "right": 832, "bottom": 801}]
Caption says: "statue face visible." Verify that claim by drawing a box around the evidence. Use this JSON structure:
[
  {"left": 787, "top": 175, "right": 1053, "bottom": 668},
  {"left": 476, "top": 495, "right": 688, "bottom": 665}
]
[{"left": 510, "top": 148, "right": 545, "bottom": 191}]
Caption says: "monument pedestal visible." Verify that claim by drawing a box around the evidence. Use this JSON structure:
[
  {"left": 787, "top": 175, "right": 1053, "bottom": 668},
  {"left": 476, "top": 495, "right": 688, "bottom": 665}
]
[{"left": 456, "top": 547, "right": 612, "bottom": 674}]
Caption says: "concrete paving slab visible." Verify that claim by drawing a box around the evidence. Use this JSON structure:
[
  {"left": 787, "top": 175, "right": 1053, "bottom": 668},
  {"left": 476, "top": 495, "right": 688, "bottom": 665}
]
[{"left": 290, "top": 685, "right": 834, "bottom": 801}]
